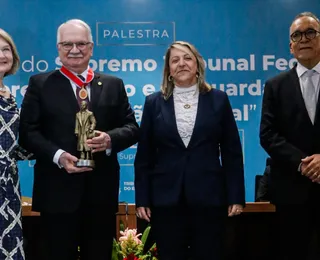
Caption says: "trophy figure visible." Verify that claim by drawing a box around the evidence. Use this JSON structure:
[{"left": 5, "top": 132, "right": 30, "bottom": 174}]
[{"left": 75, "top": 100, "right": 96, "bottom": 168}]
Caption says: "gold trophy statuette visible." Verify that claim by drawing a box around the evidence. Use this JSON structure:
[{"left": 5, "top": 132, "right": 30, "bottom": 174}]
[{"left": 75, "top": 100, "right": 96, "bottom": 168}]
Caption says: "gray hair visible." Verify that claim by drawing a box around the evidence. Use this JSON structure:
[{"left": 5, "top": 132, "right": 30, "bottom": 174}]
[
  {"left": 57, "top": 19, "right": 93, "bottom": 43},
  {"left": 292, "top": 12, "right": 320, "bottom": 30}
]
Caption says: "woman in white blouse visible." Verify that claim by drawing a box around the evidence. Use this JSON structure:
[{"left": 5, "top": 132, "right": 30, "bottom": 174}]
[{"left": 134, "top": 41, "right": 245, "bottom": 260}]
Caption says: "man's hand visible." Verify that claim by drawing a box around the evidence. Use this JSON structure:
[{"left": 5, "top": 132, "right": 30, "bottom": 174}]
[
  {"left": 58, "top": 152, "right": 92, "bottom": 173},
  {"left": 87, "top": 130, "right": 111, "bottom": 153},
  {"left": 228, "top": 204, "right": 243, "bottom": 217},
  {"left": 301, "top": 155, "right": 320, "bottom": 183},
  {"left": 136, "top": 207, "right": 151, "bottom": 222}
]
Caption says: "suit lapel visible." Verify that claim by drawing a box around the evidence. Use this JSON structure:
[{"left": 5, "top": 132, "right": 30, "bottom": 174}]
[
  {"left": 289, "top": 67, "right": 305, "bottom": 110},
  {"left": 289, "top": 66, "right": 315, "bottom": 126},
  {"left": 161, "top": 95, "right": 185, "bottom": 147},
  {"left": 56, "top": 70, "right": 79, "bottom": 113},
  {"left": 90, "top": 73, "right": 102, "bottom": 114},
  {"left": 188, "top": 92, "right": 209, "bottom": 148},
  {"left": 314, "top": 81, "right": 320, "bottom": 125}
]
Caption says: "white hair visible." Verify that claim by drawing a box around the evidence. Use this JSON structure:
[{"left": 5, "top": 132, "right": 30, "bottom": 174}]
[{"left": 57, "top": 19, "right": 93, "bottom": 43}]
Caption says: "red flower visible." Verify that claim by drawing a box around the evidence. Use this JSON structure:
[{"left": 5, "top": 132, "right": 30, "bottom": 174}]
[
  {"left": 124, "top": 253, "right": 140, "bottom": 260},
  {"left": 150, "top": 247, "right": 158, "bottom": 256}
]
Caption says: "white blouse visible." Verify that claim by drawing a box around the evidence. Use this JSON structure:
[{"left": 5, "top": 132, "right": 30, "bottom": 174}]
[{"left": 173, "top": 84, "right": 199, "bottom": 147}]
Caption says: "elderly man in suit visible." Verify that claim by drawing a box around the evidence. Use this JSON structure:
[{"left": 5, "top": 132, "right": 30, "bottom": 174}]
[
  {"left": 19, "top": 19, "right": 139, "bottom": 260},
  {"left": 260, "top": 12, "right": 320, "bottom": 260}
]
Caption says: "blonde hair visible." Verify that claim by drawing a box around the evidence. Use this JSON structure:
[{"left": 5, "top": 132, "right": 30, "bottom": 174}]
[
  {"left": 0, "top": 29, "right": 20, "bottom": 77},
  {"left": 161, "top": 41, "right": 211, "bottom": 99}
]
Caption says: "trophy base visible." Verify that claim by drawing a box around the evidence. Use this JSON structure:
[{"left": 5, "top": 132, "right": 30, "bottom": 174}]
[{"left": 76, "top": 159, "right": 95, "bottom": 168}]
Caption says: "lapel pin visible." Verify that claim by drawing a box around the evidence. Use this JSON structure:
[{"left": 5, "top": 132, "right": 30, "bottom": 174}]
[{"left": 98, "top": 81, "right": 102, "bottom": 86}]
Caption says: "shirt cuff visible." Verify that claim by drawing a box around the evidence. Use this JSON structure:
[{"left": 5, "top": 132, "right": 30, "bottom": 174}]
[{"left": 53, "top": 149, "right": 65, "bottom": 168}]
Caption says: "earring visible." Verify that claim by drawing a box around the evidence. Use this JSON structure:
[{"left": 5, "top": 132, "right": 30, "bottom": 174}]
[
  {"left": 196, "top": 72, "right": 200, "bottom": 78},
  {"left": 168, "top": 75, "right": 173, "bottom": 81}
]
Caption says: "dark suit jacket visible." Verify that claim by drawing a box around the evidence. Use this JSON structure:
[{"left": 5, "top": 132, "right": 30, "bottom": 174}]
[
  {"left": 260, "top": 66, "right": 320, "bottom": 205},
  {"left": 19, "top": 70, "right": 139, "bottom": 213},
  {"left": 134, "top": 88, "right": 245, "bottom": 208},
  {"left": 255, "top": 157, "right": 271, "bottom": 202}
]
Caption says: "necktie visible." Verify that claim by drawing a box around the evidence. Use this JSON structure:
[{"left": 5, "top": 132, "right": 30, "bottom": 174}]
[
  {"left": 303, "top": 70, "right": 317, "bottom": 124},
  {"left": 76, "top": 75, "right": 90, "bottom": 109}
]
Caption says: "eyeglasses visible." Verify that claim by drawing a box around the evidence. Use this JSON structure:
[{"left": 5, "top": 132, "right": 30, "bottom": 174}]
[
  {"left": 290, "top": 29, "right": 320, "bottom": 42},
  {"left": 58, "top": 41, "right": 92, "bottom": 51}
]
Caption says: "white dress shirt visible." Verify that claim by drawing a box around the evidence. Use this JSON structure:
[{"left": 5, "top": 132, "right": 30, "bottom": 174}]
[
  {"left": 296, "top": 62, "right": 320, "bottom": 171},
  {"left": 296, "top": 62, "right": 320, "bottom": 108}
]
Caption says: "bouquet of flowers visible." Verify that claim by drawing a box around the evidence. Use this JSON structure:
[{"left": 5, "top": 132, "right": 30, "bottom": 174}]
[{"left": 112, "top": 226, "right": 158, "bottom": 260}]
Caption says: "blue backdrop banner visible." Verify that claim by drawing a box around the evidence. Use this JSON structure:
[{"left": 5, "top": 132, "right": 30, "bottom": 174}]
[{"left": 2, "top": 0, "right": 319, "bottom": 203}]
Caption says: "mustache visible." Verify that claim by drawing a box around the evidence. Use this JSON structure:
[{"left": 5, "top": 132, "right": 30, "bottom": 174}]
[{"left": 67, "top": 54, "right": 83, "bottom": 58}]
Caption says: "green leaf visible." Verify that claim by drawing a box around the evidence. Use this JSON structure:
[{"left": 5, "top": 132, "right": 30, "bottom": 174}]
[
  {"left": 111, "top": 239, "right": 120, "bottom": 260},
  {"left": 141, "top": 225, "right": 151, "bottom": 245},
  {"left": 119, "top": 220, "right": 125, "bottom": 232}
]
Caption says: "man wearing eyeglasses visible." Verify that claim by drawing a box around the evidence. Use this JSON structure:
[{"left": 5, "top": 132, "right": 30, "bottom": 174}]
[
  {"left": 260, "top": 12, "right": 320, "bottom": 260},
  {"left": 19, "top": 19, "right": 139, "bottom": 260}
]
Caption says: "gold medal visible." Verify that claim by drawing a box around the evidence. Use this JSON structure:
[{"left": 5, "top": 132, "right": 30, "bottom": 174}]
[{"left": 79, "top": 88, "right": 88, "bottom": 100}]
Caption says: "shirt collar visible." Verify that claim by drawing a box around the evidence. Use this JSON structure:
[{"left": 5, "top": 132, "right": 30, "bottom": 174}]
[
  {"left": 296, "top": 61, "right": 320, "bottom": 78},
  {"left": 69, "top": 66, "right": 90, "bottom": 80},
  {"left": 173, "top": 83, "right": 198, "bottom": 94}
]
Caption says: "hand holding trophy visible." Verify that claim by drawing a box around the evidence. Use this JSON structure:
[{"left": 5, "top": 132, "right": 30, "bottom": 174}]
[{"left": 75, "top": 100, "right": 96, "bottom": 168}]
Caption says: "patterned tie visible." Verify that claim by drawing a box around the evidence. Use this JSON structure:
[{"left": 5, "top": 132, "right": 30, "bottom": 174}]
[
  {"left": 303, "top": 70, "right": 317, "bottom": 124},
  {"left": 76, "top": 75, "right": 90, "bottom": 109}
]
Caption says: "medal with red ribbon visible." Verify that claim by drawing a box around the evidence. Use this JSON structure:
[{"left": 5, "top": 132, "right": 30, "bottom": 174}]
[{"left": 60, "top": 66, "right": 94, "bottom": 100}]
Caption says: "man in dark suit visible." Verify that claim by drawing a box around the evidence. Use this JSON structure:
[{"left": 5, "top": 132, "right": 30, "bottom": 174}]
[
  {"left": 260, "top": 12, "right": 320, "bottom": 260},
  {"left": 19, "top": 19, "right": 139, "bottom": 260},
  {"left": 255, "top": 157, "right": 271, "bottom": 202}
]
